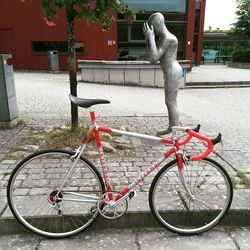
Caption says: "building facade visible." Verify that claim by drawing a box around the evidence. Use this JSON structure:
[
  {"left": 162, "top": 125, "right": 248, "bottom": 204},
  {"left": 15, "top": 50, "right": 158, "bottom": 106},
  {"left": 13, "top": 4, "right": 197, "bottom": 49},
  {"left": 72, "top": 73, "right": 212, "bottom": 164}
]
[{"left": 0, "top": 0, "right": 206, "bottom": 70}]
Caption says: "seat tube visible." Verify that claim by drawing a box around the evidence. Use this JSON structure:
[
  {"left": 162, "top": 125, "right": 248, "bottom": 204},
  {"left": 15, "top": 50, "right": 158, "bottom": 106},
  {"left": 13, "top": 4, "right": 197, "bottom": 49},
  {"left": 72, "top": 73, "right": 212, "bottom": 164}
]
[{"left": 90, "top": 110, "right": 113, "bottom": 198}]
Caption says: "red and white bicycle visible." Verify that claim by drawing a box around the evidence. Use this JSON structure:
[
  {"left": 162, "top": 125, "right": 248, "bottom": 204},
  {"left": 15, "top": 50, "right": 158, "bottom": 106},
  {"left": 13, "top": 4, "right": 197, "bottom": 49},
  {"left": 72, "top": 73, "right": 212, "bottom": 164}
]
[{"left": 7, "top": 95, "right": 233, "bottom": 238}]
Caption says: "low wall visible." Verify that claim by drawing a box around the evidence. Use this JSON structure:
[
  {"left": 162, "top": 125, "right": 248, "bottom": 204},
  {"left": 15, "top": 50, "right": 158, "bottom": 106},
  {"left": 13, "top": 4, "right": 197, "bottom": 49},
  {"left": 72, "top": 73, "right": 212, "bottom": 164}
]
[
  {"left": 228, "top": 62, "right": 250, "bottom": 69},
  {"left": 78, "top": 60, "right": 190, "bottom": 88}
]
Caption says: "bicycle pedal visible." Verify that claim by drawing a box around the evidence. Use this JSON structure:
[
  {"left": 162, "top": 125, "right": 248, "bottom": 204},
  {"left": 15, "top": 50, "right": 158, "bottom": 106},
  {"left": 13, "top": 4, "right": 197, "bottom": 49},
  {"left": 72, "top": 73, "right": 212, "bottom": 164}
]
[
  {"left": 129, "top": 190, "right": 136, "bottom": 200},
  {"left": 90, "top": 205, "right": 97, "bottom": 213}
]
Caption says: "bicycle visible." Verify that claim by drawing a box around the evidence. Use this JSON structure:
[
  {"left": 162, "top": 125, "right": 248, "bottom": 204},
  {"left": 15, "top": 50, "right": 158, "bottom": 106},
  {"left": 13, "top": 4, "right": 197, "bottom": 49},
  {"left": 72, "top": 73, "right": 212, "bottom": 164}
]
[{"left": 7, "top": 94, "right": 233, "bottom": 238}]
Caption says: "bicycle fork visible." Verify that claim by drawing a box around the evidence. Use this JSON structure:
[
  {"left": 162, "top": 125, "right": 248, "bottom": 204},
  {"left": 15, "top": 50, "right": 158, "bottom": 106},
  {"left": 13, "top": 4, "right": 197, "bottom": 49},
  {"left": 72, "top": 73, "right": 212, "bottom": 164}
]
[{"left": 176, "top": 152, "right": 195, "bottom": 201}]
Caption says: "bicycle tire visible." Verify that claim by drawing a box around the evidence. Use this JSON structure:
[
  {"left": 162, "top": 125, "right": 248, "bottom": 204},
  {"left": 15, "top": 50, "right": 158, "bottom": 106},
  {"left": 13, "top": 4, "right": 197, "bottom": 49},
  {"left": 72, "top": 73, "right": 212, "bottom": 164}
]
[
  {"left": 149, "top": 157, "right": 233, "bottom": 235},
  {"left": 7, "top": 149, "right": 105, "bottom": 238}
]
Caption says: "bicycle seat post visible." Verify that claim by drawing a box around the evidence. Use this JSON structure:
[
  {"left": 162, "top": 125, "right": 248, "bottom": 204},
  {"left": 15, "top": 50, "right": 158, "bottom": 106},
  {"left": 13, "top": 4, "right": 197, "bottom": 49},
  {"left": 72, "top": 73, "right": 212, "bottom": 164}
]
[{"left": 89, "top": 108, "right": 97, "bottom": 128}]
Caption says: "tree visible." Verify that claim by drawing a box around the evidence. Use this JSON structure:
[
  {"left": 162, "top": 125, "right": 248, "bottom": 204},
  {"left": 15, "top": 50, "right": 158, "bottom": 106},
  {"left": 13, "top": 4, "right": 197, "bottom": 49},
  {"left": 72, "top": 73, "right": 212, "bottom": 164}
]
[
  {"left": 22, "top": 0, "right": 135, "bottom": 130},
  {"left": 231, "top": 0, "right": 250, "bottom": 39}
]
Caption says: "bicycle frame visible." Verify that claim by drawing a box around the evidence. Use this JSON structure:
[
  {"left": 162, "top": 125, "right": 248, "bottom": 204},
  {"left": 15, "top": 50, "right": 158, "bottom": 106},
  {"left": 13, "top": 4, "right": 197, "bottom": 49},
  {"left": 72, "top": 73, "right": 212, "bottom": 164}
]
[
  {"left": 57, "top": 109, "right": 215, "bottom": 207},
  {"left": 8, "top": 95, "right": 230, "bottom": 238}
]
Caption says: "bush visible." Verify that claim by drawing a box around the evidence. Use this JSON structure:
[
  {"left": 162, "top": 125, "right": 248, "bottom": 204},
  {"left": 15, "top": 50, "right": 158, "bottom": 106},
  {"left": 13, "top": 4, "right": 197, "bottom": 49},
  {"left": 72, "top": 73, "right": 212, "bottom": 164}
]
[
  {"left": 246, "top": 49, "right": 250, "bottom": 63},
  {"left": 232, "top": 48, "right": 250, "bottom": 63}
]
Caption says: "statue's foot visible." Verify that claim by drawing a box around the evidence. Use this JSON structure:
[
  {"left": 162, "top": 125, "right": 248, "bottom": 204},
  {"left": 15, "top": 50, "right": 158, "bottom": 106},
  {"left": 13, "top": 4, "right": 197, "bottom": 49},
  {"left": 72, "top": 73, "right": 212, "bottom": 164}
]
[{"left": 156, "top": 127, "right": 172, "bottom": 137}]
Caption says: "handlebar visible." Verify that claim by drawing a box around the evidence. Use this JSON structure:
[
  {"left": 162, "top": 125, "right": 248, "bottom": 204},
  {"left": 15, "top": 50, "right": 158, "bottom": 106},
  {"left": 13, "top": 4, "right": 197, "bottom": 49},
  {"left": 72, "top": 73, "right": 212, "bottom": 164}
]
[{"left": 174, "top": 124, "right": 222, "bottom": 161}]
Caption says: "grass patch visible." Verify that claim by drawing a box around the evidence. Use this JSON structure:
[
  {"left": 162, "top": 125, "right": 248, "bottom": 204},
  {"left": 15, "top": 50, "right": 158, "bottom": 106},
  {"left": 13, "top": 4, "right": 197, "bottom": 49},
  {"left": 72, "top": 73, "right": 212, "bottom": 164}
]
[
  {"left": 44, "top": 125, "right": 93, "bottom": 149},
  {"left": 237, "top": 171, "right": 250, "bottom": 189},
  {"left": 230, "top": 176, "right": 237, "bottom": 189},
  {"left": 2, "top": 149, "right": 22, "bottom": 161},
  {"left": 3, "top": 171, "right": 11, "bottom": 176}
]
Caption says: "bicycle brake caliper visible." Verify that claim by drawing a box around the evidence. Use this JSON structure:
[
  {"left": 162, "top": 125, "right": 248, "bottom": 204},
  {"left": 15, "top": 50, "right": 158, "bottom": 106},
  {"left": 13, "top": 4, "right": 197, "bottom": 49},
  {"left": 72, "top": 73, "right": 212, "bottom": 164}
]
[{"left": 70, "top": 145, "right": 83, "bottom": 161}]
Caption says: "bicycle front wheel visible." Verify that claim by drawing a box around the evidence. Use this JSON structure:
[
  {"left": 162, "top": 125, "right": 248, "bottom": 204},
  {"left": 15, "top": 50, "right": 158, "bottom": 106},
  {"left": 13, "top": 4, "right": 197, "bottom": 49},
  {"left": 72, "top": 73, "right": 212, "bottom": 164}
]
[
  {"left": 7, "top": 149, "right": 105, "bottom": 238},
  {"left": 149, "top": 158, "right": 233, "bottom": 235}
]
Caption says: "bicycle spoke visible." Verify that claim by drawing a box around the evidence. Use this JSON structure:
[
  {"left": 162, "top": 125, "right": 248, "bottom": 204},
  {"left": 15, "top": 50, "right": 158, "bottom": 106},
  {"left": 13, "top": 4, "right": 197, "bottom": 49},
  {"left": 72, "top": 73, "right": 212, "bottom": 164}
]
[{"left": 8, "top": 150, "right": 104, "bottom": 237}]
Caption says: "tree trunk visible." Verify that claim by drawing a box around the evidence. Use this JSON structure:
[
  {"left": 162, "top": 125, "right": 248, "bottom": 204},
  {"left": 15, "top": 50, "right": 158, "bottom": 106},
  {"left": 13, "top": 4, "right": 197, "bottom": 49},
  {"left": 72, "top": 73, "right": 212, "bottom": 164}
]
[{"left": 66, "top": 4, "right": 78, "bottom": 131}]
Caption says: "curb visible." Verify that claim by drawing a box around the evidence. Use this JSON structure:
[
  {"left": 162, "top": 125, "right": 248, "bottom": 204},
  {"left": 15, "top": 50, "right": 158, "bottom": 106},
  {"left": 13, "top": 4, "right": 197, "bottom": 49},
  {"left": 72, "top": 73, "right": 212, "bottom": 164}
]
[
  {"left": 1, "top": 209, "right": 250, "bottom": 235},
  {"left": 185, "top": 81, "right": 250, "bottom": 89},
  {"left": 1, "top": 190, "right": 250, "bottom": 235}
]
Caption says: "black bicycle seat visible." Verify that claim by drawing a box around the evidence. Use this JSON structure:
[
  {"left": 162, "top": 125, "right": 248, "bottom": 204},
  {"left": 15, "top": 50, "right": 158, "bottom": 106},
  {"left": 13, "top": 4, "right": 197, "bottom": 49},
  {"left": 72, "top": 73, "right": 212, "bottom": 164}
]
[{"left": 69, "top": 95, "right": 110, "bottom": 108}]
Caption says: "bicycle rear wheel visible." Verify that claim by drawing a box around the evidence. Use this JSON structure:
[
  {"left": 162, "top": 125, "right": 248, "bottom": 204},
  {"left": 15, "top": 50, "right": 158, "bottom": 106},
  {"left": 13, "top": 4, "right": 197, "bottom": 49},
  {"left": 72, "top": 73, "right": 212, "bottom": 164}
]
[
  {"left": 149, "top": 158, "right": 233, "bottom": 235},
  {"left": 7, "top": 149, "right": 105, "bottom": 238}
]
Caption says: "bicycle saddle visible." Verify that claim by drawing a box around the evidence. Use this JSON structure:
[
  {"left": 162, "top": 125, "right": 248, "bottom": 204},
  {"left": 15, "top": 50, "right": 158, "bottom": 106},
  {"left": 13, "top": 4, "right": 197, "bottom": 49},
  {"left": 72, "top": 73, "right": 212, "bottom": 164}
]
[{"left": 69, "top": 94, "right": 110, "bottom": 108}]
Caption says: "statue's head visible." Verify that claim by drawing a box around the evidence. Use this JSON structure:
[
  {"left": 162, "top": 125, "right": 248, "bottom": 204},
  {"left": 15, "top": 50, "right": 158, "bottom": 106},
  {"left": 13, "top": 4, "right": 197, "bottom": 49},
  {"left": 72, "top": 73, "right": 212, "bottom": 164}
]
[{"left": 148, "top": 12, "right": 166, "bottom": 36}]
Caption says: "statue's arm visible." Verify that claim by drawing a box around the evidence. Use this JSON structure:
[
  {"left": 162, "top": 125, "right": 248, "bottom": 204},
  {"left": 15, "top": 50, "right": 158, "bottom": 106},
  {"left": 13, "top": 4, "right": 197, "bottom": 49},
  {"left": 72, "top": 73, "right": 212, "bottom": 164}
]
[
  {"left": 147, "top": 37, "right": 167, "bottom": 64},
  {"left": 143, "top": 22, "right": 167, "bottom": 64}
]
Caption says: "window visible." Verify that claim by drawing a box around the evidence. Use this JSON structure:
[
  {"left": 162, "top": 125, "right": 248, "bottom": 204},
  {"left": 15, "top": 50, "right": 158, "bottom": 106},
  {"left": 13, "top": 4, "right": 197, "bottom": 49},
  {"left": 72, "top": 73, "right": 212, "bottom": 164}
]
[
  {"left": 121, "top": 0, "right": 186, "bottom": 13},
  {"left": 118, "top": 24, "right": 129, "bottom": 42},
  {"left": 130, "top": 22, "right": 145, "bottom": 41},
  {"left": 118, "top": 20, "right": 186, "bottom": 60},
  {"left": 32, "top": 41, "right": 84, "bottom": 54}
]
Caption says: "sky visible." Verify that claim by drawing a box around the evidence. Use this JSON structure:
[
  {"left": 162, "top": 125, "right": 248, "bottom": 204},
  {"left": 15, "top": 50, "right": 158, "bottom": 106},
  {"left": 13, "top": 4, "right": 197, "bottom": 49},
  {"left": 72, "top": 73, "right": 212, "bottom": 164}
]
[{"left": 204, "top": 0, "right": 237, "bottom": 30}]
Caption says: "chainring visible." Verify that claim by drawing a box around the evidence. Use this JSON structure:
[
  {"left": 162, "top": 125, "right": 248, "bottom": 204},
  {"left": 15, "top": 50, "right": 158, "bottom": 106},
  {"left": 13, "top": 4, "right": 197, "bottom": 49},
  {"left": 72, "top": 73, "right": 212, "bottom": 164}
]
[{"left": 97, "top": 191, "right": 128, "bottom": 219}]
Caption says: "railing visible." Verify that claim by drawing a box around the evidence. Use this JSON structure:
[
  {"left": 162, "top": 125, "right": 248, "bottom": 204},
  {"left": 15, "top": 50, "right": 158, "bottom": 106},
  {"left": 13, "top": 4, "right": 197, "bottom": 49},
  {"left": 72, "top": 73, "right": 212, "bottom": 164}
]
[{"left": 202, "top": 56, "right": 232, "bottom": 65}]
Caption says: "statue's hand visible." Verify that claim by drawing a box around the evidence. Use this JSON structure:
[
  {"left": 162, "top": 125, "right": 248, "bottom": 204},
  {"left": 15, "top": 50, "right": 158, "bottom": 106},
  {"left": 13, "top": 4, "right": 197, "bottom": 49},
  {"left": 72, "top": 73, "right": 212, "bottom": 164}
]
[{"left": 143, "top": 22, "right": 155, "bottom": 41}]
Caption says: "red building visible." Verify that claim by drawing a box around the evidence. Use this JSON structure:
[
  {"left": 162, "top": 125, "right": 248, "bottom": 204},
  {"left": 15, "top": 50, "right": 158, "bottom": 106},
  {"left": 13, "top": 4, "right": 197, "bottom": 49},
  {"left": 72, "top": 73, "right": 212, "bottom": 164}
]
[{"left": 0, "top": 0, "right": 206, "bottom": 70}]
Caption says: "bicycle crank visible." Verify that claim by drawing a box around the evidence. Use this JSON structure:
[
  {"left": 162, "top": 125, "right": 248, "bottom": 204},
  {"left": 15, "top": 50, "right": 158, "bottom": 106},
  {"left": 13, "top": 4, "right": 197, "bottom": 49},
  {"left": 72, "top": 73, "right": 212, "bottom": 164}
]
[{"left": 97, "top": 191, "right": 128, "bottom": 219}]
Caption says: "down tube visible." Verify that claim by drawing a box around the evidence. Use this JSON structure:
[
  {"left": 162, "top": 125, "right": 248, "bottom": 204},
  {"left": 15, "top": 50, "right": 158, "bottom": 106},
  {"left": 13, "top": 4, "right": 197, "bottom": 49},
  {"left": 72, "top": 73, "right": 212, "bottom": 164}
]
[{"left": 128, "top": 156, "right": 167, "bottom": 190}]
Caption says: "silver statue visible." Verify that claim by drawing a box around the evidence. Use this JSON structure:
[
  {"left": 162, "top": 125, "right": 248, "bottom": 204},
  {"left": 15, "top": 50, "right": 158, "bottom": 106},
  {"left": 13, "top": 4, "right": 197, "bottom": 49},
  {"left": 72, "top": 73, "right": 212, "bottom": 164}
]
[{"left": 143, "top": 12, "right": 182, "bottom": 135}]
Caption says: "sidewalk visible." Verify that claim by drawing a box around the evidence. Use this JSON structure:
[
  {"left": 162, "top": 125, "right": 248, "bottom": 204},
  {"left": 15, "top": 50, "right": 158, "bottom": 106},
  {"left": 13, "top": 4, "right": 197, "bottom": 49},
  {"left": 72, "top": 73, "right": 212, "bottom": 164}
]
[
  {"left": 187, "top": 65, "right": 250, "bottom": 83},
  {"left": 1, "top": 227, "right": 250, "bottom": 250},
  {"left": 1, "top": 65, "right": 250, "bottom": 236},
  {"left": 186, "top": 65, "right": 250, "bottom": 87}
]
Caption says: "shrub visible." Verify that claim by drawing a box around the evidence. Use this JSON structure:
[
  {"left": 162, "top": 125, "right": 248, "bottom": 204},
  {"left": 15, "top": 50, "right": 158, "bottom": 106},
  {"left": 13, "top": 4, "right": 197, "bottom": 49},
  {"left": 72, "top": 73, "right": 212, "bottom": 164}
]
[
  {"left": 246, "top": 49, "right": 250, "bottom": 63},
  {"left": 232, "top": 48, "right": 250, "bottom": 63}
]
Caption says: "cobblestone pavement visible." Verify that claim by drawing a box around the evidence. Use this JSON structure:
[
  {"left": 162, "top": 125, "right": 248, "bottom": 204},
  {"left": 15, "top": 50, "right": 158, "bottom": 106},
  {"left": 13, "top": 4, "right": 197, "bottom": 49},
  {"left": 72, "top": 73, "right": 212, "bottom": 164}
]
[
  {"left": 0, "top": 227, "right": 250, "bottom": 250},
  {"left": 13, "top": 70, "right": 250, "bottom": 174}
]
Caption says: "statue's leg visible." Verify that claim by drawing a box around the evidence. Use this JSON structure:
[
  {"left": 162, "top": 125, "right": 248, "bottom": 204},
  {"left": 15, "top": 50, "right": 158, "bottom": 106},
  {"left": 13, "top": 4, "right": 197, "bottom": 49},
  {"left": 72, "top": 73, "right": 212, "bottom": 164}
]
[
  {"left": 165, "top": 87, "right": 179, "bottom": 131},
  {"left": 156, "top": 81, "right": 179, "bottom": 136}
]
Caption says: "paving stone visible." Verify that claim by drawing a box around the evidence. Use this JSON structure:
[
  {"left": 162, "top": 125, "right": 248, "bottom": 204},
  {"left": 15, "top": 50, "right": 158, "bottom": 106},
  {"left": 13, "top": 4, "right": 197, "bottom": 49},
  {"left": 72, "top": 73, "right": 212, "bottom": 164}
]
[
  {"left": 10, "top": 151, "right": 28, "bottom": 157},
  {"left": 0, "top": 197, "right": 7, "bottom": 213},
  {"left": 39, "top": 229, "right": 137, "bottom": 250},
  {"left": 0, "top": 160, "right": 18, "bottom": 165},
  {"left": 20, "top": 145, "right": 39, "bottom": 152},
  {"left": 138, "top": 228, "right": 236, "bottom": 250},
  {"left": 230, "top": 227, "right": 250, "bottom": 250},
  {"left": 115, "top": 143, "right": 133, "bottom": 150},
  {"left": 102, "top": 141, "right": 116, "bottom": 153},
  {"left": 0, "top": 235, "right": 39, "bottom": 250}
]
